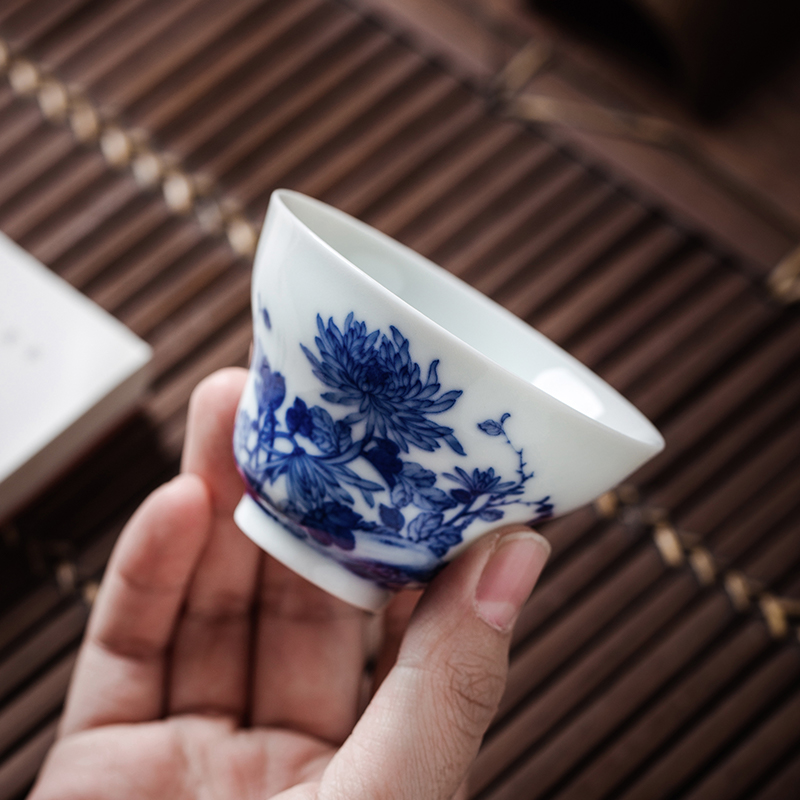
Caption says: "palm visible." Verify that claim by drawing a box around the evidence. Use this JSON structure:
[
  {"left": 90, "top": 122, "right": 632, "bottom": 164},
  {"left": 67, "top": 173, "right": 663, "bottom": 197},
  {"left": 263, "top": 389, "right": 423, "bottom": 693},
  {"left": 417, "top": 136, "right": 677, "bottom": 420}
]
[
  {"left": 31, "top": 369, "right": 410, "bottom": 800},
  {"left": 31, "top": 368, "right": 547, "bottom": 800},
  {"left": 42, "top": 716, "right": 336, "bottom": 799}
]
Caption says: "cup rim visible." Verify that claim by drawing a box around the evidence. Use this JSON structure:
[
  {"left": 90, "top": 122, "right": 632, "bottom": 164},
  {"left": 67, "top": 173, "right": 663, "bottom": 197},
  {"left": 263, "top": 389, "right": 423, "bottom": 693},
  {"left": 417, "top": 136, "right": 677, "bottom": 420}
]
[{"left": 270, "top": 188, "right": 664, "bottom": 454}]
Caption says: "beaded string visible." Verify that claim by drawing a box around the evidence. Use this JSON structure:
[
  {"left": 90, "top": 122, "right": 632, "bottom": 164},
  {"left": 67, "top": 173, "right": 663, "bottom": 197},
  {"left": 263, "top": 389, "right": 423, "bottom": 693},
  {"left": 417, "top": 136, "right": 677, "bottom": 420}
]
[
  {"left": 0, "top": 38, "right": 260, "bottom": 259},
  {"left": 594, "top": 486, "right": 800, "bottom": 642},
  {"left": 2, "top": 26, "right": 798, "bottom": 298}
]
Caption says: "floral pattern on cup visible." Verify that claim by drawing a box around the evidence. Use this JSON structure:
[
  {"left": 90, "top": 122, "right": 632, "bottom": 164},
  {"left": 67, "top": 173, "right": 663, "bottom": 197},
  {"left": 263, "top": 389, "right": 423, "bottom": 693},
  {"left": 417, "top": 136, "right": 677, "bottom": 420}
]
[{"left": 234, "top": 309, "right": 554, "bottom": 588}]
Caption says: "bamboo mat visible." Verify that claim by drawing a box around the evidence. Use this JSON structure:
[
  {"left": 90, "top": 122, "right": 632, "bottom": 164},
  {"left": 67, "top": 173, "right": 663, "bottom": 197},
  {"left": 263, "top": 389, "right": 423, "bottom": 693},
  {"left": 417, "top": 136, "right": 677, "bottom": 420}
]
[{"left": 0, "top": 0, "right": 798, "bottom": 798}]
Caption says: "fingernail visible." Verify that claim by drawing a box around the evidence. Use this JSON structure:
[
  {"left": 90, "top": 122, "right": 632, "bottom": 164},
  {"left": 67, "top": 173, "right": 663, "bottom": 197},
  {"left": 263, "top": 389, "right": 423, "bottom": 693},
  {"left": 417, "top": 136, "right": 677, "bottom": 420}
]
[{"left": 475, "top": 532, "right": 551, "bottom": 632}]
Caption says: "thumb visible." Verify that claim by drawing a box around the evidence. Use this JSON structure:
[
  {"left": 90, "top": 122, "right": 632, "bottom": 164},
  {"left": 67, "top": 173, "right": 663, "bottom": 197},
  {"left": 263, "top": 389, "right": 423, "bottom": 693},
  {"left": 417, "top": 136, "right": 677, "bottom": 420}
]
[{"left": 320, "top": 526, "right": 550, "bottom": 800}]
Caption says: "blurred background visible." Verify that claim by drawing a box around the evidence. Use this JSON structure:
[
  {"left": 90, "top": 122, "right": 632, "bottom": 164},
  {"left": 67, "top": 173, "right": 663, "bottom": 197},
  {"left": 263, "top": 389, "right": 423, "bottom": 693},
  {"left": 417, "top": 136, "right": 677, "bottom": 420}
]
[{"left": 0, "top": 0, "right": 798, "bottom": 798}]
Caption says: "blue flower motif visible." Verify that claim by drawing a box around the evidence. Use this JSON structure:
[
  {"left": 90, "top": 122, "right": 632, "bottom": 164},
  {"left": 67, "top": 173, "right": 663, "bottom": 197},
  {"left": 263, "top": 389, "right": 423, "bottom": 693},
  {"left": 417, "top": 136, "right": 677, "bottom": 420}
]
[
  {"left": 235, "top": 309, "right": 556, "bottom": 576},
  {"left": 443, "top": 466, "right": 518, "bottom": 504},
  {"left": 286, "top": 397, "right": 314, "bottom": 438},
  {"left": 301, "top": 314, "right": 465, "bottom": 455},
  {"left": 235, "top": 346, "right": 287, "bottom": 473},
  {"left": 255, "top": 349, "right": 286, "bottom": 415},
  {"left": 300, "top": 501, "right": 366, "bottom": 550}
]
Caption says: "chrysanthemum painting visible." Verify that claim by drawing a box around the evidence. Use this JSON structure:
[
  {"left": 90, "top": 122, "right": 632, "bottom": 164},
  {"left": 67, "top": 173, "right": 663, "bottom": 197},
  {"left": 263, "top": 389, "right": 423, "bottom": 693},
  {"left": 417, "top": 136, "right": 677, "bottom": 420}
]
[
  {"left": 235, "top": 309, "right": 553, "bottom": 587},
  {"left": 302, "top": 313, "right": 465, "bottom": 455}
]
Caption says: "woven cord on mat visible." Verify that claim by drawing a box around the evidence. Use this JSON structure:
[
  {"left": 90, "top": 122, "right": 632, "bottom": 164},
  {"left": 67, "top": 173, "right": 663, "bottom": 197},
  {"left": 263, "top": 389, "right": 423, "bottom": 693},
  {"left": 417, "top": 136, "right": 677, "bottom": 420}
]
[{"left": 0, "top": 1, "right": 798, "bottom": 798}]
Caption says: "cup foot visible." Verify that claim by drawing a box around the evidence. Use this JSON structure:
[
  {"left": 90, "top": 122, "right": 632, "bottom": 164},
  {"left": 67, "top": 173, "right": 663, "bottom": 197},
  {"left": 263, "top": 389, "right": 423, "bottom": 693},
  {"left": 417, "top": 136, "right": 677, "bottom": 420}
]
[{"left": 233, "top": 494, "right": 394, "bottom": 613}]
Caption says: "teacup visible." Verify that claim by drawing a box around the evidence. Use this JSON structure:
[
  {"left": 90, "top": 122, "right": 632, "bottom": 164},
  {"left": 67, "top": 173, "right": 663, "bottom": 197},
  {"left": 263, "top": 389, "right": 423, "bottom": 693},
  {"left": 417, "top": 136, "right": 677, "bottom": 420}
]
[{"left": 233, "top": 190, "right": 664, "bottom": 611}]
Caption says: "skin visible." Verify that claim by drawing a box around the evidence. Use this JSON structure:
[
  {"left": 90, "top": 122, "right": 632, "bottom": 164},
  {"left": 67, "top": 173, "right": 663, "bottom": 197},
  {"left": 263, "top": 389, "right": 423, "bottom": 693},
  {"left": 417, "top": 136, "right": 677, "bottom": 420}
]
[{"left": 29, "top": 368, "right": 549, "bottom": 800}]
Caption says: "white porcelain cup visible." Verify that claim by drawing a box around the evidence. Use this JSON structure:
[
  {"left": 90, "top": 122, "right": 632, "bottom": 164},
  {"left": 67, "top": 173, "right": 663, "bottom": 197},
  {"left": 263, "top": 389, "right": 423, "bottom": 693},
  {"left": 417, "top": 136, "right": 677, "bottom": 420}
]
[{"left": 233, "top": 190, "right": 664, "bottom": 611}]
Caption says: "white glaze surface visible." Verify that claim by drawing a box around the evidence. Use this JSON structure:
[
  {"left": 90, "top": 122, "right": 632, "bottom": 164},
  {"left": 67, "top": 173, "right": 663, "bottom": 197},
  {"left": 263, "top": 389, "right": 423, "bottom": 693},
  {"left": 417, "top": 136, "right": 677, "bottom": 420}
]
[{"left": 232, "top": 190, "right": 664, "bottom": 609}]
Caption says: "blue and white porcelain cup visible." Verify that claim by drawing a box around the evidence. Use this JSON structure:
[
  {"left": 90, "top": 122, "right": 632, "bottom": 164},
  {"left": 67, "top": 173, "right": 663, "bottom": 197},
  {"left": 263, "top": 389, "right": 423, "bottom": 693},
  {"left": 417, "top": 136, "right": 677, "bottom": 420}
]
[{"left": 233, "top": 190, "right": 664, "bottom": 611}]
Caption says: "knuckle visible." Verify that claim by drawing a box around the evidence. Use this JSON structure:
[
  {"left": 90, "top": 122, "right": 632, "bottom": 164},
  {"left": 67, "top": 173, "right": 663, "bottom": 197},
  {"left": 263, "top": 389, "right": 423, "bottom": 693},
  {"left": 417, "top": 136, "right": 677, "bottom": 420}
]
[
  {"left": 186, "top": 587, "right": 252, "bottom": 621},
  {"left": 442, "top": 652, "right": 506, "bottom": 735},
  {"left": 93, "top": 631, "right": 160, "bottom": 662}
]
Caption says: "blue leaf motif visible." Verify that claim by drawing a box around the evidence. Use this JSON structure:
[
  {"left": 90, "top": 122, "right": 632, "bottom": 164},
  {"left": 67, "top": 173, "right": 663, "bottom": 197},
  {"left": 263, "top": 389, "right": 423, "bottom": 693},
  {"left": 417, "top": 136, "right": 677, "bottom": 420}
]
[
  {"left": 309, "top": 406, "right": 339, "bottom": 454},
  {"left": 412, "top": 485, "right": 457, "bottom": 512},
  {"left": 478, "top": 419, "right": 504, "bottom": 436},
  {"left": 335, "top": 421, "right": 353, "bottom": 454},
  {"left": 379, "top": 504, "right": 405, "bottom": 531},
  {"left": 444, "top": 433, "right": 466, "bottom": 456},
  {"left": 400, "top": 462, "right": 436, "bottom": 489},
  {"left": 235, "top": 309, "right": 555, "bottom": 567},
  {"left": 426, "top": 527, "right": 463, "bottom": 557},
  {"left": 390, "top": 481, "right": 413, "bottom": 509},
  {"left": 530, "top": 496, "right": 554, "bottom": 522},
  {"left": 407, "top": 512, "right": 444, "bottom": 542},
  {"left": 363, "top": 439, "right": 403, "bottom": 488},
  {"left": 450, "top": 488, "right": 472, "bottom": 505}
]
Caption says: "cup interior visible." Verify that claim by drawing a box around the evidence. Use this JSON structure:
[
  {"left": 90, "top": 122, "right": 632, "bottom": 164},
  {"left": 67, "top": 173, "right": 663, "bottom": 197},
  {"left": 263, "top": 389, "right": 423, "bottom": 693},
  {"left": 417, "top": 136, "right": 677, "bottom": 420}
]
[{"left": 276, "top": 190, "right": 662, "bottom": 449}]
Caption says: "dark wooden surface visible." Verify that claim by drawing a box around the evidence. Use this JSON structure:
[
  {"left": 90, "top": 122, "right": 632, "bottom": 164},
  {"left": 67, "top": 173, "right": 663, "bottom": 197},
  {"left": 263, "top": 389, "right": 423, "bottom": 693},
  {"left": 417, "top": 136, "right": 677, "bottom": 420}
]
[
  {"left": 357, "top": 0, "right": 800, "bottom": 272},
  {"left": 0, "top": 1, "right": 798, "bottom": 798}
]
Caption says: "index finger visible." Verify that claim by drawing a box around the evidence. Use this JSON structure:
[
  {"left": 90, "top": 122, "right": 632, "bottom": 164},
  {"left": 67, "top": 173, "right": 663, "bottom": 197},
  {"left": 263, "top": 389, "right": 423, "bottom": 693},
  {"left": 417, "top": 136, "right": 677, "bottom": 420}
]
[
  {"left": 168, "top": 367, "right": 263, "bottom": 719},
  {"left": 60, "top": 473, "right": 212, "bottom": 735},
  {"left": 180, "top": 367, "right": 251, "bottom": 514}
]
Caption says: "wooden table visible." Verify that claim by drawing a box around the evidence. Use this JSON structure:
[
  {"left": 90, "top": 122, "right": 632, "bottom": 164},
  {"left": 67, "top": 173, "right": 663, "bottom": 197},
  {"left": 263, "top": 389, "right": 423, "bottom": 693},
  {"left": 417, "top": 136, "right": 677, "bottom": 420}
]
[{"left": 1, "top": 1, "right": 798, "bottom": 797}]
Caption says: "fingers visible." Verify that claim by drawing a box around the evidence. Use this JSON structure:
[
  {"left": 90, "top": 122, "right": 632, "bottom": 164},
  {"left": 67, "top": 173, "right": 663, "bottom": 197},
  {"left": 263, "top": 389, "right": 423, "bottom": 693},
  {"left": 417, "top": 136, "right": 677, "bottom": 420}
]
[
  {"left": 320, "top": 526, "right": 550, "bottom": 800},
  {"left": 179, "top": 367, "right": 250, "bottom": 515},
  {"left": 250, "top": 557, "right": 367, "bottom": 743},
  {"left": 60, "top": 474, "right": 212, "bottom": 735},
  {"left": 372, "top": 589, "right": 421, "bottom": 691},
  {"left": 168, "top": 368, "right": 264, "bottom": 720}
]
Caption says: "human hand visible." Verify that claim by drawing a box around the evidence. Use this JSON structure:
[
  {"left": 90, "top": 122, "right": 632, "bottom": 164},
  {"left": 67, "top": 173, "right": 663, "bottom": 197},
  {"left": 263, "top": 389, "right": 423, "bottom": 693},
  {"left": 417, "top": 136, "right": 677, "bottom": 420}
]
[{"left": 29, "top": 368, "right": 550, "bottom": 800}]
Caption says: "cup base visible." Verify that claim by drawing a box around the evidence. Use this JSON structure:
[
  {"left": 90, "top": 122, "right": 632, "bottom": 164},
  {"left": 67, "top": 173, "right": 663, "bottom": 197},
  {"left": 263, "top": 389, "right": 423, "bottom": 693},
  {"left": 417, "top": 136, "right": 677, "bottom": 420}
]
[{"left": 233, "top": 494, "right": 394, "bottom": 613}]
